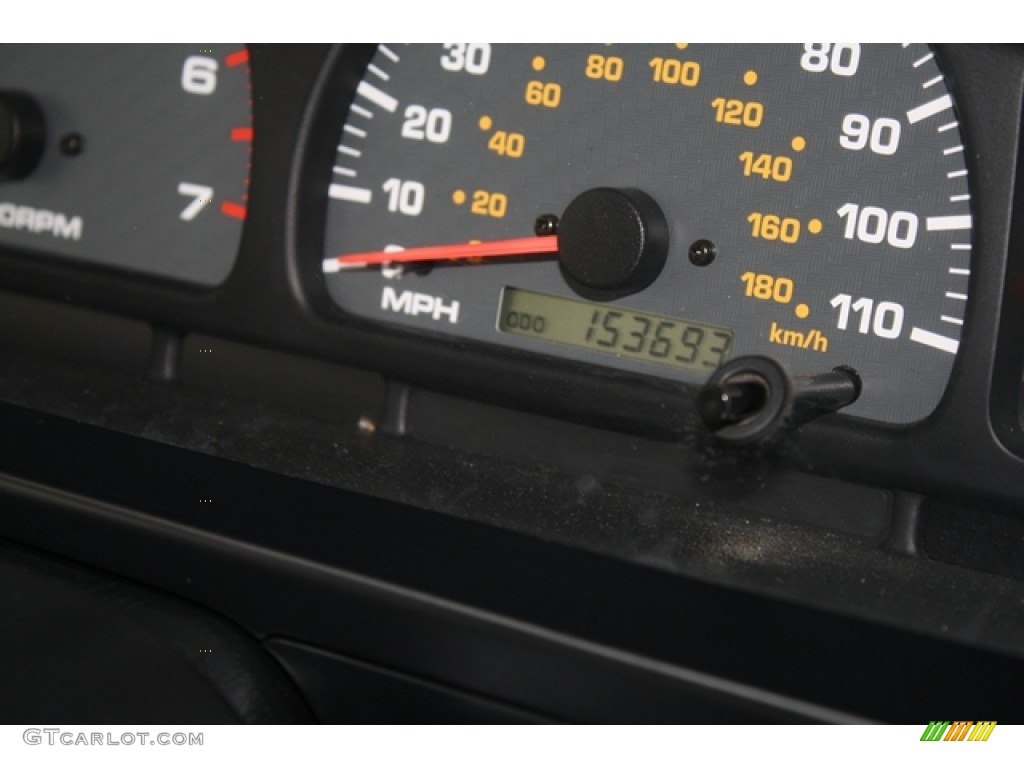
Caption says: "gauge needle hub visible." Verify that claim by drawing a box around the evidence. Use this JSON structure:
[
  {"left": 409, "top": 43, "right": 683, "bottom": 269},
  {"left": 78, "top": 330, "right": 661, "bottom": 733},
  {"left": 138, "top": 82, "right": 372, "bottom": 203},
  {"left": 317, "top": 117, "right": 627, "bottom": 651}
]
[{"left": 326, "top": 236, "right": 559, "bottom": 272}]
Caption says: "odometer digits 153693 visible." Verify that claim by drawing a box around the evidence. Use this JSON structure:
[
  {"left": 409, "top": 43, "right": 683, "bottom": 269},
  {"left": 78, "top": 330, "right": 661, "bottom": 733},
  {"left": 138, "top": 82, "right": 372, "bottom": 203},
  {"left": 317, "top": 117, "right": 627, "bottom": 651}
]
[{"left": 499, "top": 287, "right": 732, "bottom": 372}]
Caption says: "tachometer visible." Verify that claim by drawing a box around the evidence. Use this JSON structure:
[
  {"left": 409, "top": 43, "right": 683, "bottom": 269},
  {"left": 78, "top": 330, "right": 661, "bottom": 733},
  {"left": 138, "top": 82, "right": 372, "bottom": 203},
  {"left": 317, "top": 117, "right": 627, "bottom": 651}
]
[
  {"left": 321, "top": 44, "right": 972, "bottom": 424},
  {"left": 0, "top": 44, "right": 252, "bottom": 286}
]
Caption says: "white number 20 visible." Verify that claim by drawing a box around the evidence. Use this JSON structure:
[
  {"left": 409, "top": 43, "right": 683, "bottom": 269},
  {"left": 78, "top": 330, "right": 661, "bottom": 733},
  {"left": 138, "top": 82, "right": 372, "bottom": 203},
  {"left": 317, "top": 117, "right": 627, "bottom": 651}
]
[{"left": 401, "top": 106, "right": 452, "bottom": 143}]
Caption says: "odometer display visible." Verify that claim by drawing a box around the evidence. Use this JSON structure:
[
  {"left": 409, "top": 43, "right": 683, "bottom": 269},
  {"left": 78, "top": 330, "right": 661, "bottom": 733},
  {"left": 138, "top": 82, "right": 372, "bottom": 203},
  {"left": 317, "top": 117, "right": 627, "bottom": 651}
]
[
  {"left": 322, "top": 44, "right": 973, "bottom": 424},
  {"left": 499, "top": 287, "right": 733, "bottom": 372}
]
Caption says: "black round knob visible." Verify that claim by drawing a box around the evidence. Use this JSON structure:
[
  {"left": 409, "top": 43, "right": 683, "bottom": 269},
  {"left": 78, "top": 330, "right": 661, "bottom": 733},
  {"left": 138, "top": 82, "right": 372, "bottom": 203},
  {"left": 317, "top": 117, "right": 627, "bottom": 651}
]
[
  {"left": 0, "top": 90, "right": 46, "bottom": 181},
  {"left": 558, "top": 187, "right": 668, "bottom": 298}
]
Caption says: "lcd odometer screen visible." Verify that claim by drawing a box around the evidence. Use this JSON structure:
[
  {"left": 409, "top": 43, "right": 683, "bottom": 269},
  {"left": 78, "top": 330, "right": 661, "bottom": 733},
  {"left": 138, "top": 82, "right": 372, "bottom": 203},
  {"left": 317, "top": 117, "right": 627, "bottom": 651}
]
[{"left": 499, "top": 287, "right": 733, "bottom": 372}]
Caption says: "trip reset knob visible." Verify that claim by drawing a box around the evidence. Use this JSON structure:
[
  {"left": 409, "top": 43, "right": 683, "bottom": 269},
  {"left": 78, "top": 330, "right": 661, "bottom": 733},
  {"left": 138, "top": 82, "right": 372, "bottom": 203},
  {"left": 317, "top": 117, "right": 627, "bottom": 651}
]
[{"left": 558, "top": 187, "right": 669, "bottom": 297}]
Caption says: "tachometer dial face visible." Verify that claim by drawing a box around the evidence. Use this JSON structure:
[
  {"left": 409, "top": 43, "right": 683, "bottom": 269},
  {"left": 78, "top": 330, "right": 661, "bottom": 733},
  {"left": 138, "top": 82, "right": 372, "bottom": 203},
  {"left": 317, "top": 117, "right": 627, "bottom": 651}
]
[
  {"left": 0, "top": 44, "right": 252, "bottom": 286},
  {"left": 322, "top": 44, "right": 972, "bottom": 424}
]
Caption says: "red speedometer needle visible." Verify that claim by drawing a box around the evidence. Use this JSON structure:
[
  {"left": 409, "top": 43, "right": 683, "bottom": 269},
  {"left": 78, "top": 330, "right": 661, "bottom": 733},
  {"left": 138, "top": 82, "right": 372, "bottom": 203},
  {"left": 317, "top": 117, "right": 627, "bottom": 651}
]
[{"left": 324, "top": 236, "right": 559, "bottom": 272}]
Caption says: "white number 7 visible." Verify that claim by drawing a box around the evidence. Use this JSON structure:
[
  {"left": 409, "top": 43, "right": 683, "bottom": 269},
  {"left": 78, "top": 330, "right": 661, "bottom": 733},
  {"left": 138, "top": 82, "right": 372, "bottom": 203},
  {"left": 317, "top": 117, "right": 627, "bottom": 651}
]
[{"left": 177, "top": 182, "right": 214, "bottom": 221}]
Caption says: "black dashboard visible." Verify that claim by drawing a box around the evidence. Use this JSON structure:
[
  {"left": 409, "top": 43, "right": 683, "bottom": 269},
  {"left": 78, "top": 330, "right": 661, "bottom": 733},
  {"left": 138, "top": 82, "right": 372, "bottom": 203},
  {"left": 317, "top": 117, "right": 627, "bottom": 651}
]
[{"left": 1, "top": 43, "right": 1023, "bottom": 724}]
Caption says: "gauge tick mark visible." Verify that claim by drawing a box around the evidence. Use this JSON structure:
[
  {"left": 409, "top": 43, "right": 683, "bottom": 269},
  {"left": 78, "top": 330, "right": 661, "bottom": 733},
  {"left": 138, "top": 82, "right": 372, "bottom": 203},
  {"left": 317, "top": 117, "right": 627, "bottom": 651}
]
[
  {"left": 926, "top": 215, "right": 972, "bottom": 231},
  {"left": 356, "top": 81, "right": 397, "bottom": 113},
  {"left": 219, "top": 201, "right": 246, "bottom": 220},
  {"left": 225, "top": 49, "right": 249, "bottom": 68},
  {"left": 329, "top": 184, "right": 372, "bottom": 204},
  {"left": 907, "top": 94, "right": 952, "bottom": 124},
  {"left": 367, "top": 63, "right": 390, "bottom": 82},
  {"left": 910, "top": 327, "right": 958, "bottom": 354},
  {"left": 378, "top": 45, "right": 400, "bottom": 63}
]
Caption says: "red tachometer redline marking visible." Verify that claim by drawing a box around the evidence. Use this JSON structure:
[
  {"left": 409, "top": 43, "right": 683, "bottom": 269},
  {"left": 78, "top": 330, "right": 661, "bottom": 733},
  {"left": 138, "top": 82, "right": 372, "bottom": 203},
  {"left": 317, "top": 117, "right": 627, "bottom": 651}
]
[
  {"left": 333, "top": 236, "right": 559, "bottom": 269},
  {"left": 231, "top": 127, "right": 254, "bottom": 142},
  {"left": 220, "top": 201, "right": 247, "bottom": 220},
  {"left": 225, "top": 49, "right": 249, "bottom": 68}
]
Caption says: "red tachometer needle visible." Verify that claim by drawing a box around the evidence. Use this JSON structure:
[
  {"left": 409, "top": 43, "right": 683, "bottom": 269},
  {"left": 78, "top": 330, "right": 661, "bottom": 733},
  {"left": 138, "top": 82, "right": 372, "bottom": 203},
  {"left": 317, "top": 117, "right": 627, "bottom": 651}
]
[{"left": 324, "top": 236, "right": 559, "bottom": 272}]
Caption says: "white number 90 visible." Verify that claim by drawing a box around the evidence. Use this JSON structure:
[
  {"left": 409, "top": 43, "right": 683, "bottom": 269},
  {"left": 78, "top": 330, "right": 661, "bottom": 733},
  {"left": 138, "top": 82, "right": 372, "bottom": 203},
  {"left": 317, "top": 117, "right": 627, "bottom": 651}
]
[{"left": 840, "top": 114, "right": 901, "bottom": 156}]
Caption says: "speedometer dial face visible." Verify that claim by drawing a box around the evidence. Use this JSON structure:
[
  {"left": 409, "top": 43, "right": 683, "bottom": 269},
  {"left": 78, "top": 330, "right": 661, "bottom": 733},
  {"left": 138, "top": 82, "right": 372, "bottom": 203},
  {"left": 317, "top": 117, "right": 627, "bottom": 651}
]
[
  {"left": 322, "top": 44, "right": 972, "bottom": 424},
  {"left": 0, "top": 44, "right": 251, "bottom": 286}
]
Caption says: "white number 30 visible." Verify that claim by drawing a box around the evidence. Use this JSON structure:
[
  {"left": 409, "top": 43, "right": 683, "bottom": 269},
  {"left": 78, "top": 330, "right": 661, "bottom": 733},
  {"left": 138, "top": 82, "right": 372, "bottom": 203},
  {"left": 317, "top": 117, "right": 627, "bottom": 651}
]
[{"left": 439, "top": 44, "right": 491, "bottom": 75}]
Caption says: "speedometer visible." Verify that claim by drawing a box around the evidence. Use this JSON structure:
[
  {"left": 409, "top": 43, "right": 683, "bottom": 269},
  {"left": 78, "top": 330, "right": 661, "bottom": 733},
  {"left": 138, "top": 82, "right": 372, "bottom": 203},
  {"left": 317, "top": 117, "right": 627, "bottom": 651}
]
[{"left": 321, "top": 44, "right": 972, "bottom": 424}]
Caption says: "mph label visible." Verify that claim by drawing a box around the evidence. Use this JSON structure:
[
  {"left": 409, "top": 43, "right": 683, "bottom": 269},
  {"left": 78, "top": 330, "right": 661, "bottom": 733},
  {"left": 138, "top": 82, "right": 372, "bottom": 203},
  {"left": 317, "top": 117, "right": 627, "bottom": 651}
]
[{"left": 381, "top": 286, "right": 460, "bottom": 324}]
